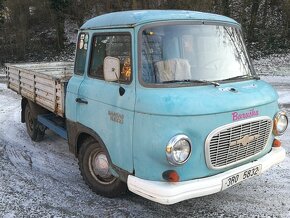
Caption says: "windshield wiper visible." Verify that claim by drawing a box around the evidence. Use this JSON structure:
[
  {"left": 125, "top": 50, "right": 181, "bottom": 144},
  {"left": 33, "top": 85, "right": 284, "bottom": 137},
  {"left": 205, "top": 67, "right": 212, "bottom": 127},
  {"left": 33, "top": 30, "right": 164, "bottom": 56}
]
[
  {"left": 162, "top": 79, "right": 220, "bottom": 87},
  {"left": 222, "top": 75, "right": 260, "bottom": 81}
]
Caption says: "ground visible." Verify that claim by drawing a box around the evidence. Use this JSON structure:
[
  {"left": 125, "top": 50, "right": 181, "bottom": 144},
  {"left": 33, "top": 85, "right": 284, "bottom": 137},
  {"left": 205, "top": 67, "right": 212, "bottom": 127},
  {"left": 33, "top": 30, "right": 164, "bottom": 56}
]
[{"left": 0, "top": 57, "right": 289, "bottom": 217}]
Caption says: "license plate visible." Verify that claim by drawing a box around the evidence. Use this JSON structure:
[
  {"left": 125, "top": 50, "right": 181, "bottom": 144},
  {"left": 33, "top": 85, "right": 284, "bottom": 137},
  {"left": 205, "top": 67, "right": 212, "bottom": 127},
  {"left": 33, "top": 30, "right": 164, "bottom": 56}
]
[{"left": 222, "top": 165, "right": 262, "bottom": 191}]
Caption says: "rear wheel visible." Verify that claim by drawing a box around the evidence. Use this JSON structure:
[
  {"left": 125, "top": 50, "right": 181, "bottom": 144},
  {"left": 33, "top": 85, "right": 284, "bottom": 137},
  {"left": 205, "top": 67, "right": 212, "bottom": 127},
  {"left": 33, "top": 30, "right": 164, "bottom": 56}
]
[
  {"left": 78, "top": 138, "right": 127, "bottom": 197},
  {"left": 24, "top": 104, "right": 45, "bottom": 142}
]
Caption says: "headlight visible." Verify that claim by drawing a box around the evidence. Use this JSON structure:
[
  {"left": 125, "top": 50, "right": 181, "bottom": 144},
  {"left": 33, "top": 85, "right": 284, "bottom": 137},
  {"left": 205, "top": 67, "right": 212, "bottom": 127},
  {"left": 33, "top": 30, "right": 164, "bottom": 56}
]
[
  {"left": 166, "top": 135, "right": 192, "bottom": 165},
  {"left": 273, "top": 111, "right": 288, "bottom": 136}
]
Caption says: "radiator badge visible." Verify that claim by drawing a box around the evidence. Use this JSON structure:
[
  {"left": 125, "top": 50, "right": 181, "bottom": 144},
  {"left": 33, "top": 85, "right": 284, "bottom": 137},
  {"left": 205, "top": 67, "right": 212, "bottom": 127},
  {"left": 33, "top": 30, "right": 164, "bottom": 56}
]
[
  {"left": 232, "top": 109, "right": 259, "bottom": 121},
  {"left": 230, "top": 134, "right": 260, "bottom": 146}
]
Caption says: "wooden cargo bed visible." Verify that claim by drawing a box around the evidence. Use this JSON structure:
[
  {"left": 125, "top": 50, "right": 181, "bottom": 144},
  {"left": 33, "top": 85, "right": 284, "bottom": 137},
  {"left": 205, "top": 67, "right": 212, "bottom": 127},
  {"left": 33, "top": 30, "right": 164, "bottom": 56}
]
[{"left": 5, "top": 62, "right": 74, "bottom": 117}]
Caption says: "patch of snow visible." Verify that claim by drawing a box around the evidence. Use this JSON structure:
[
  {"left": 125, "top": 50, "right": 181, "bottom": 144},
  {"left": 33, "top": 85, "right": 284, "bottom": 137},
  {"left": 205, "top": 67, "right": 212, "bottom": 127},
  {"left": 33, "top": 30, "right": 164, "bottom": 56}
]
[
  {"left": 3, "top": 212, "right": 16, "bottom": 218},
  {"left": 260, "top": 76, "right": 290, "bottom": 107},
  {"left": 64, "top": 19, "right": 78, "bottom": 45},
  {"left": 261, "top": 75, "right": 290, "bottom": 84},
  {"left": 0, "top": 67, "right": 5, "bottom": 81},
  {"left": 253, "top": 53, "right": 290, "bottom": 76}
]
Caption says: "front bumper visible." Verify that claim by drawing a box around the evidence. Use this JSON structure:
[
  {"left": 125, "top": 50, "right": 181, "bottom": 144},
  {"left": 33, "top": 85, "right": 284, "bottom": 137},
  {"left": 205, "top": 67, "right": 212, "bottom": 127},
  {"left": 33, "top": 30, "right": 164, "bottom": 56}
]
[{"left": 128, "top": 147, "right": 286, "bottom": 205}]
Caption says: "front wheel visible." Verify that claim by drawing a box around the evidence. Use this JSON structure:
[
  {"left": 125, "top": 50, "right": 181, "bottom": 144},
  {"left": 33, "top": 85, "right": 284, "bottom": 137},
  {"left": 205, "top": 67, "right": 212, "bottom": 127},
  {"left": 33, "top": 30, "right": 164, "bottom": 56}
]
[
  {"left": 78, "top": 138, "right": 127, "bottom": 197},
  {"left": 24, "top": 104, "right": 45, "bottom": 142}
]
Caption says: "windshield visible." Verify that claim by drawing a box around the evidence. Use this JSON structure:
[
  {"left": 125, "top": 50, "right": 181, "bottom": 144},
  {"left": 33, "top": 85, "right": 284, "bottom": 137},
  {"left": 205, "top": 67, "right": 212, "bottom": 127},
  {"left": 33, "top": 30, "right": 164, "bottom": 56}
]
[{"left": 140, "top": 23, "right": 254, "bottom": 85}]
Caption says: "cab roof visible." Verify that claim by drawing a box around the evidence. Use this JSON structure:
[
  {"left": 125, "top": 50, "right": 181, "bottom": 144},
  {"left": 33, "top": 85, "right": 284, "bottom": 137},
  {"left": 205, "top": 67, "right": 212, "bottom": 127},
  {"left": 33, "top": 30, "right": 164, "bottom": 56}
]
[{"left": 80, "top": 10, "right": 238, "bottom": 30}]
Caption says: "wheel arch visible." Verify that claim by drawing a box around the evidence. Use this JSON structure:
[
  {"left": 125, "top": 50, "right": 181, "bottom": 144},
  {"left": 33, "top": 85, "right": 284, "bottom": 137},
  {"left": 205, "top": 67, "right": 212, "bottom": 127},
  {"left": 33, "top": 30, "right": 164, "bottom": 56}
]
[
  {"left": 66, "top": 119, "right": 131, "bottom": 182},
  {"left": 66, "top": 120, "right": 108, "bottom": 157},
  {"left": 76, "top": 132, "right": 109, "bottom": 160}
]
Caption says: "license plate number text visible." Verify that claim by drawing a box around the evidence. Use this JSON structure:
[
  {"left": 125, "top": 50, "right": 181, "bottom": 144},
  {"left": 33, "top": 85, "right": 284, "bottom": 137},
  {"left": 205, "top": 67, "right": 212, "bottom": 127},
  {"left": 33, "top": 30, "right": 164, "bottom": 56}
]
[{"left": 222, "top": 165, "right": 262, "bottom": 190}]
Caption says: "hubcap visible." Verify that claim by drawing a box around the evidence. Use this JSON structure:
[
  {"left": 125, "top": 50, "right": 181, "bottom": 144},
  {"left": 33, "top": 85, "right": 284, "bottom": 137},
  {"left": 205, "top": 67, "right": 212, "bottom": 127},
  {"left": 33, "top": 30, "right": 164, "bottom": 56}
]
[
  {"left": 93, "top": 153, "right": 110, "bottom": 178},
  {"left": 89, "top": 149, "right": 116, "bottom": 184}
]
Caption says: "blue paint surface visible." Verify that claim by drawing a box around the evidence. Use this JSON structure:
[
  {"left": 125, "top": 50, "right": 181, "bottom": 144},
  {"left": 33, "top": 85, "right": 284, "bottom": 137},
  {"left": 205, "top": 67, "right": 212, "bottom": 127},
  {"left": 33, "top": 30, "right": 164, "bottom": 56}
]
[
  {"left": 81, "top": 10, "right": 238, "bottom": 29},
  {"left": 65, "top": 11, "right": 280, "bottom": 182},
  {"left": 135, "top": 80, "right": 278, "bottom": 116},
  {"left": 38, "top": 114, "right": 68, "bottom": 140},
  {"left": 133, "top": 80, "right": 278, "bottom": 180}
]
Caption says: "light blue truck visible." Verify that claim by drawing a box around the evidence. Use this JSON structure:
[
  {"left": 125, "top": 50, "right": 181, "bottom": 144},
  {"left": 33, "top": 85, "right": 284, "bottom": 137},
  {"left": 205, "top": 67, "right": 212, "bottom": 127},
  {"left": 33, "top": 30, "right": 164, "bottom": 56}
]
[{"left": 6, "top": 10, "right": 288, "bottom": 205}]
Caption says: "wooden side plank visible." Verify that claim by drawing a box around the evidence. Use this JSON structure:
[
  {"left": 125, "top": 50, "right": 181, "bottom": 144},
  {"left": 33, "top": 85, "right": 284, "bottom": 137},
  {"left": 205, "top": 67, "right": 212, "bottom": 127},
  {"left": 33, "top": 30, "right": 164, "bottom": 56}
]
[{"left": 4, "top": 62, "right": 73, "bottom": 117}]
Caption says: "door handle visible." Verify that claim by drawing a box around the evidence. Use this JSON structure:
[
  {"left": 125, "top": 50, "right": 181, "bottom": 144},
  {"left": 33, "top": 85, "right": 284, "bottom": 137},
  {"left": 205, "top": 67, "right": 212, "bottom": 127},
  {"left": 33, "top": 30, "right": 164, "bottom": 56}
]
[{"left": 75, "top": 98, "right": 88, "bottom": 104}]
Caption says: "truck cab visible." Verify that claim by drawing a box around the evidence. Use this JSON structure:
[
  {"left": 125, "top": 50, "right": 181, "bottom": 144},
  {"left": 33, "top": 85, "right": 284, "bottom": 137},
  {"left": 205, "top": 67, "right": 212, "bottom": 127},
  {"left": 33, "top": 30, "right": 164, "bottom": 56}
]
[
  {"left": 8, "top": 10, "right": 287, "bottom": 205},
  {"left": 63, "top": 10, "right": 288, "bottom": 204}
]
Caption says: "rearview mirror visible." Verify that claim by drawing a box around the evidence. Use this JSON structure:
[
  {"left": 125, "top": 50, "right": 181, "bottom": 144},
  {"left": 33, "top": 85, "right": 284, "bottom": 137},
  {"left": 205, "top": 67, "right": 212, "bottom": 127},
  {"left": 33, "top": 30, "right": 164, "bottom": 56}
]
[{"left": 104, "top": 56, "right": 120, "bottom": 82}]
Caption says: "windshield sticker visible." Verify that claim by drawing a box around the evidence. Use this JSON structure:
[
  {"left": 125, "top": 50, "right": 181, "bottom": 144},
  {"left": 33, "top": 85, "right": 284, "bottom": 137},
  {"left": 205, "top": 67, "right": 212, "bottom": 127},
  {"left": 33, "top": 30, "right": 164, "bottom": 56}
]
[
  {"left": 84, "top": 34, "right": 89, "bottom": 43},
  {"left": 232, "top": 109, "right": 259, "bottom": 121},
  {"left": 79, "top": 39, "right": 84, "bottom": 49}
]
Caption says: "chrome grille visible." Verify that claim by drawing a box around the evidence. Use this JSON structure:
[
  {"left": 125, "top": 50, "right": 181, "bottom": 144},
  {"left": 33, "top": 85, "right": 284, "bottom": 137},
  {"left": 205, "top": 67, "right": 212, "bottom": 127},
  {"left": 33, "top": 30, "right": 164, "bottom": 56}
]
[{"left": 205, "top": 117, "right": 272, "bottom": 170}]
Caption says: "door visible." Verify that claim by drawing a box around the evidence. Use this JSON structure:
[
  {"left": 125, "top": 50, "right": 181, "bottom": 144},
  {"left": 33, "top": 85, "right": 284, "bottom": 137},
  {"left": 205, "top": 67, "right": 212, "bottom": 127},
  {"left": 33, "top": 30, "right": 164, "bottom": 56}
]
[
  {"left": 66, "top": 32, "right": 89, "bottom": 122},
  {"left": 76, "top": 31, "right": 135, "bottom": 173}
]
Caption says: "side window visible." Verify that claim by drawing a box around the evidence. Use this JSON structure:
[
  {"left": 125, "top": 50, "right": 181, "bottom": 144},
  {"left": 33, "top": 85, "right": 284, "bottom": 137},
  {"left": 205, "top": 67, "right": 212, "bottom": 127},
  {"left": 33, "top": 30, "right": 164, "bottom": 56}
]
[
  {"left": 89, "top": 33, "right": 132, "bottom": 83},
  {"left": 74, "top": 33, "right": 89, "bottom": 75}
]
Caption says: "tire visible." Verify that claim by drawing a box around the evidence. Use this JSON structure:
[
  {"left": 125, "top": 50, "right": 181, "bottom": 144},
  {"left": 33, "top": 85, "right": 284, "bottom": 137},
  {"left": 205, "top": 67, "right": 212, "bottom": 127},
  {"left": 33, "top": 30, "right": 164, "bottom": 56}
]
[
  {"left": 24, "top": 104, "right": 45, "bottom": 142},
  {"left": 78, "top": 138, "right": 127, "bottom": 198}
]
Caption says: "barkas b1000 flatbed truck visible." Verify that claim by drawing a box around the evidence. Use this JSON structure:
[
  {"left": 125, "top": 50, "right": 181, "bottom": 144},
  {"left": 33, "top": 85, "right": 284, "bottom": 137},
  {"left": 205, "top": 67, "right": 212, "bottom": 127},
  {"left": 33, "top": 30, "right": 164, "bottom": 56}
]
[{"left": 5, "top": 10, "right": 288, "bottom": 205}]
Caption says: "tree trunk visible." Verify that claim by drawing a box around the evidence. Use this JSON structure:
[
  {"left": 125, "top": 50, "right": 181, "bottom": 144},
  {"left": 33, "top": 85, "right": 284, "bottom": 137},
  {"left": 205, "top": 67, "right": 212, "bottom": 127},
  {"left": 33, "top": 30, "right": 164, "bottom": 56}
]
[
  {"left": 142, "top": 0, "right": 149, "bottom": 9},
  {"left": 14, "top": 0, "right": 30, "bottom": 58},
  {"left": 262, "top": 0, "right": 268, "bottom": 28},
  {"left": 222, "top": 0, "right": 230, "bottom": 16},
  {"left": 132, "top": 0, "right": 138, "bottom": 9},
  {"left": 48, "top": 6, "right": 65, "bottom": 50},
  {"left": 55, "top": 14, "right": 65, "bottom": 50},
  {"left": 282, "top": 0, "right": 290, "bottom": 40},
  {"left": 248, "top": 0, "right": 261, "bottom": 42}
]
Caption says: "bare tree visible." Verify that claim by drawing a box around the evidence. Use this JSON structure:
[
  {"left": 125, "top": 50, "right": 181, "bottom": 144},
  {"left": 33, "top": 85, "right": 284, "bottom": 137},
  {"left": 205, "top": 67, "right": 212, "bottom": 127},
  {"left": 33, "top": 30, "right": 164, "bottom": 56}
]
[
  {"left": 248, "top": 0, "right": 261, "bottom": 42},
  {"left": 49, "top": 0, "right": 70, "bottom": 50},
  {"left": 222, "top": 0, "right": 230, "bottom": 16}
]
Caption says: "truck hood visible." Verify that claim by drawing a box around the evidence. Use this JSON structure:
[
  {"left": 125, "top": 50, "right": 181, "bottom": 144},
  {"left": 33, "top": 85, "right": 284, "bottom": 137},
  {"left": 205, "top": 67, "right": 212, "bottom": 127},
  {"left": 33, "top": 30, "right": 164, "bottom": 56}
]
[{"left": 135, "top": 80, "right": 278, "bottom": 116}]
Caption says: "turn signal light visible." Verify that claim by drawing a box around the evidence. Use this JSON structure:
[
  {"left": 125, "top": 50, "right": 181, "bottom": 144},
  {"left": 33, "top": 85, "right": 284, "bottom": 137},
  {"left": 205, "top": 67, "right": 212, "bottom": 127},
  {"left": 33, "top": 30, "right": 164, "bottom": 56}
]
[
  {"left": 272, "top": 139, "right": 281, "bottom": 147},
  {"left": 162, "top": 170, "right": 180, "bottom": 182}
]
